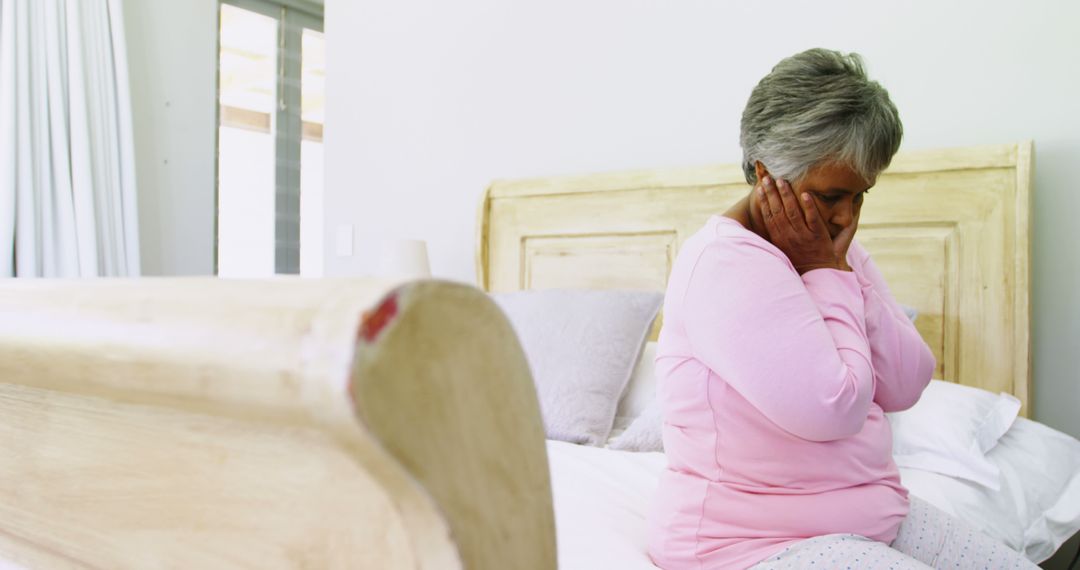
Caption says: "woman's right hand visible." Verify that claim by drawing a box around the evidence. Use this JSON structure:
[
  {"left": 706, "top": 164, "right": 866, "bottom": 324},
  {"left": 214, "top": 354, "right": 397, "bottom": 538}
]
[{"left": 756, "top": 176, "right": 850, "bottom": 274}]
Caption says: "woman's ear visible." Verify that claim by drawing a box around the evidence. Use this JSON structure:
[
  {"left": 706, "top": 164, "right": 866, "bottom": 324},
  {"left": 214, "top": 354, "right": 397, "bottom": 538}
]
[{"left": 753, "top": 161, "right": 770, "bottom": 185}]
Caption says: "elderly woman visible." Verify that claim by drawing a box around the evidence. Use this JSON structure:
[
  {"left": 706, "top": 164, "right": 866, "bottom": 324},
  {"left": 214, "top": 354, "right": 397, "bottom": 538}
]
[{"left": 647, "top": 49, "right": 1037, "bottom": 570}]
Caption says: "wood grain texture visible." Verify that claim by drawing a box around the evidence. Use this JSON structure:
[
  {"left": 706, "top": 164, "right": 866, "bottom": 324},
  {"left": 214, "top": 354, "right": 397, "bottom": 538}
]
[
  {"left": 477, "top": 142, "right": 1034, "bottom": 415},
  {"left": 0, "top": 278, "right": 555, "bottom": 569}
]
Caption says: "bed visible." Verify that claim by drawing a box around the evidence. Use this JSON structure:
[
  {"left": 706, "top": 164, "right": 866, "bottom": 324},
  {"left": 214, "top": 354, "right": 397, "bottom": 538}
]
[
  {"left": 478, "top": 141, "right": 1080, "bottom": 568},
  {"left": 0, "top": 142, "right": 1076, "bottom": 569}
]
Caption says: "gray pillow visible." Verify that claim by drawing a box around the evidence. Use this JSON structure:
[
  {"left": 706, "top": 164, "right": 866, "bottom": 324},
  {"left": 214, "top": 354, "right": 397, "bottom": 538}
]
[{"left": 493, "top": 289, "right": 662, "bottom": 446}]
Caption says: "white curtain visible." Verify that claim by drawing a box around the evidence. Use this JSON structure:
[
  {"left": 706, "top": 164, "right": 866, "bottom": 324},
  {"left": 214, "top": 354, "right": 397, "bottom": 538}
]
[{"left": 0, "top": 0, "right": 140, "bottom": 277}]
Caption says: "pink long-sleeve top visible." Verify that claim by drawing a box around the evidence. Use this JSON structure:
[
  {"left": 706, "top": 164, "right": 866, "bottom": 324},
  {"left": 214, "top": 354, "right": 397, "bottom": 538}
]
[{"left": 647, "top": 215, "right": 935, "bottom": 570}]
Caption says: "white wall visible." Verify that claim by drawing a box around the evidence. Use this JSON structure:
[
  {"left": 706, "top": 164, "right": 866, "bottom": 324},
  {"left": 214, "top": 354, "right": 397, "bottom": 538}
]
[
  {"left": 123, "top": 0, "right": 218, "bottom": 275},
  {"left": 324, "top": 0, "right": 1080, "bottom": 437}
]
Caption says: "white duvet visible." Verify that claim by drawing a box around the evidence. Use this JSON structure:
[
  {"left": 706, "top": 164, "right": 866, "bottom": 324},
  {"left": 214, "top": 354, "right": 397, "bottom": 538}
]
[{"left": 548, "top": 417, "right": 1080, "bottom": 569}]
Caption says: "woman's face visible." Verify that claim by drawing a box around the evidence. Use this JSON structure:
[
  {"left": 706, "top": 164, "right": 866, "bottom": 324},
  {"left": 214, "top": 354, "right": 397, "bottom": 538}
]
[{"left": 789, "top": 162, "right": 874, "bottom": 239}]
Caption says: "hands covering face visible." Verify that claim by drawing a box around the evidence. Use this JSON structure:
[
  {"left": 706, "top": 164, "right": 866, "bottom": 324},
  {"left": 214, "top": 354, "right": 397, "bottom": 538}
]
[{"left": 755, "top": 175, "right": 857, "bottom": 274}]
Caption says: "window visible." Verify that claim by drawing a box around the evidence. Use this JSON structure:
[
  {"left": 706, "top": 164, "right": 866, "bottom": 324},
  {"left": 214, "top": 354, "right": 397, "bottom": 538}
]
[{"left": 216, "top": 0, "right": 324, "bottom": 277}]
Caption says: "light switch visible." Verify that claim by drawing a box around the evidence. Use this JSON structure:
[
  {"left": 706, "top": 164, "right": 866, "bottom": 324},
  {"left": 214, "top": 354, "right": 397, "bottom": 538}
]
[{"left": 335, "top": 225, "right": 354, "bottom": 257}]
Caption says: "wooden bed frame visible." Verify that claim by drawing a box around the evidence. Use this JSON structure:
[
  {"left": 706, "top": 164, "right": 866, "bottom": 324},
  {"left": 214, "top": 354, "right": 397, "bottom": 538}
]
[
  {"left": 478, "top": 142, "right": 1034, "bottom": 415},
  {"left": 0, "top": 278, "right": 556, "bottom": 569}
]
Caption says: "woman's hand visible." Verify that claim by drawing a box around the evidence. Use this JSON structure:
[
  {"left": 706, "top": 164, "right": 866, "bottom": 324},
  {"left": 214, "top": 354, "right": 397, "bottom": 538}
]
[
  {"left": 831, "top": 198, "right": 859, "bottom": 272},
  {"left": 756, "top": 176, "right": 853, "bottom": 274}
]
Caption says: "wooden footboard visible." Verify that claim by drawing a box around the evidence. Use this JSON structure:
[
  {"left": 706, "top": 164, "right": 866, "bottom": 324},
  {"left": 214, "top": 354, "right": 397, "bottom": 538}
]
[{"left": 0, "top": 278, "right": 555, "bottom": 569}]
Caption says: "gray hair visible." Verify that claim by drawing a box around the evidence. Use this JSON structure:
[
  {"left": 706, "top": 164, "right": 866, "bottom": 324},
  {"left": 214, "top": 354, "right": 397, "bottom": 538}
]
[{"left": 739, "top": 48, "right": 903, "bottom": 185}]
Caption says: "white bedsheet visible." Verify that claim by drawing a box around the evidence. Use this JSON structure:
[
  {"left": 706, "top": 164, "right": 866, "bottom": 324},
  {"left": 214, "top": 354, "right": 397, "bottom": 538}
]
[
  {"left": 548, "top": 440, "right": 665, "bottom": 569},
  {"left": 547, "top": 434, "right": 1078, "bottom": 570}
]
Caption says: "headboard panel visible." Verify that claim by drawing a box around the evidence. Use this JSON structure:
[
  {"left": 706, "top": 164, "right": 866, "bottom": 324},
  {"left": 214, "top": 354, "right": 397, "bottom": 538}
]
[{"left": 478, "top": 142, "right": 1033, "bottom": 415}]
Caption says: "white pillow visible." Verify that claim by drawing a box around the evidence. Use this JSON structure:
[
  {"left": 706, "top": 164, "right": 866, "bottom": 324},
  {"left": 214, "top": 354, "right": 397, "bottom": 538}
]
[
  {"left": 608, "top": 376, "right": 1025, "bottom": 479},
  {"left": 887, "top": 380, "right": 1021, "bottom": 490},
  {"left": 609, "top": 398, "right": 663, "bottom": 452},
  {"left": 608, "top": 342, "right": 663, "bottom": 451},
  {"left": 493, "top": 289, "right": 662, "bottom": 446},
  {"left": 614, "top": 341, "right": 657, "bottom": 423},
  {"left": 900, "top": 416, "right": 1080, "bottom": 563}
]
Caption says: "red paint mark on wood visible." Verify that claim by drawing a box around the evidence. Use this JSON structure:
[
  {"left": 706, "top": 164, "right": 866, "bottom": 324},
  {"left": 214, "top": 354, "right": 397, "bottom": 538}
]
[{"left": 360, "top": 292, "right": 399, "bottom": 344}]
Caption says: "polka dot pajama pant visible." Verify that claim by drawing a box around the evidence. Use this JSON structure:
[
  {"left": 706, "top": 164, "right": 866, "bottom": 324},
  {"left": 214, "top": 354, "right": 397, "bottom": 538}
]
[{"left": 749, "top": 497, "right": 1038, "bottom": 569}]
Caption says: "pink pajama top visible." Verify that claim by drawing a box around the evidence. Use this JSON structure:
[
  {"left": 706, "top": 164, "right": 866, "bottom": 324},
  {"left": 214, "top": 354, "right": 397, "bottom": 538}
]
[{"left": 647, "top": 215, "right": 935, "bottom": 570}]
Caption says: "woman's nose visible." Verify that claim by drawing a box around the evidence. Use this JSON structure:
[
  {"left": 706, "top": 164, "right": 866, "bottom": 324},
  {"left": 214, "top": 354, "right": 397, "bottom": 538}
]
[{"left": 831, "top": 199, "right": 855, "bottom": 227}]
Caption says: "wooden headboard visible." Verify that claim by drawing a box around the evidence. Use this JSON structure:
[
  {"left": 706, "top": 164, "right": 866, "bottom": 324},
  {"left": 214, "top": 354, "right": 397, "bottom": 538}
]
[{"left": 477, "top": 142, "right": 1034, "bottom": 415}]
